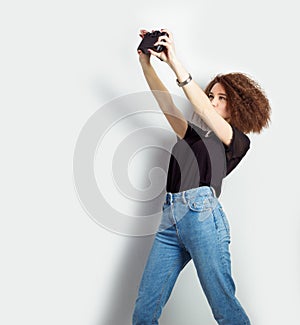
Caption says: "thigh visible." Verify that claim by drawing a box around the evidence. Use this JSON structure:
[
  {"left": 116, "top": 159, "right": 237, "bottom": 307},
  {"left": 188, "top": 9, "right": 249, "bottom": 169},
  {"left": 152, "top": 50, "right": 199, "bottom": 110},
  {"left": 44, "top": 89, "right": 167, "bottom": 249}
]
[
  {"left": 137, "top": 227, "right": 191, "bottom": 297},
  {"left": 171, "top": 196, "right": 250, "bottom": 324},
  {"left": 178, "top": 197, "right": 233, "bottom": 290},
  {"left": 133, "top": 227, "right": 191, "bottom": 323}
]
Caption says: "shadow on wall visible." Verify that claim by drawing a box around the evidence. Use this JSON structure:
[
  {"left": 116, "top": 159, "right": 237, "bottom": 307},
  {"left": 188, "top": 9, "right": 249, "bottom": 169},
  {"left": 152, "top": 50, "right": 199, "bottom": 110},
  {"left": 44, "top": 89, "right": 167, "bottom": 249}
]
[
  {"left": 94, "top": 233, "right": 216, "bottom": 325},
  {"left": 89, "top": 82, "right": 216, "bottom": 325},
  {"left": 95, "top": 235, "right": 154, "bottom": 325}
]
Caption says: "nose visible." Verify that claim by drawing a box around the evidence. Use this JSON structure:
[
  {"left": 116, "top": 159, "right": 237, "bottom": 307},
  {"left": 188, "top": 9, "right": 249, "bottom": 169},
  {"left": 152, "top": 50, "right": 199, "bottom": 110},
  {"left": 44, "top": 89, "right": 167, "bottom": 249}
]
[{"left": 211, "top": 97, "right": 218, "bottom": 107}]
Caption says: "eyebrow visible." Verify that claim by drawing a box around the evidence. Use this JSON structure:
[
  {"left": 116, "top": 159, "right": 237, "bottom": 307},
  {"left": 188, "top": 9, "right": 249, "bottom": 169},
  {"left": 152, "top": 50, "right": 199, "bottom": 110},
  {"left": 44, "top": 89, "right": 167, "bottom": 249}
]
[{"left": 209, "top": 91, "right": 227, "bottom": 97}]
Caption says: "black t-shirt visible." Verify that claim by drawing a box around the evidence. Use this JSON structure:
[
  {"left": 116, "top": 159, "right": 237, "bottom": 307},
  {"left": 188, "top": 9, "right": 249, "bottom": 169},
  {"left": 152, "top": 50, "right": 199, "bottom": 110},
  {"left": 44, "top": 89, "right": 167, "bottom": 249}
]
[{"left": 166, "top": 120, "right": 250, "bottom": 197}]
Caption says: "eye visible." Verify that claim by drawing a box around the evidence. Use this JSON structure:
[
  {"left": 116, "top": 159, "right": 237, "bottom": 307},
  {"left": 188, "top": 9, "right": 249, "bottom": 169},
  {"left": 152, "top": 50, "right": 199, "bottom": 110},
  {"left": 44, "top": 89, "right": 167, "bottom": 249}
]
[
  {"left": 208, "top": 94, "right": 214, "bottom": 100},
  {"left": 219, "top": 96, "right": 227, "bottom": 101}
]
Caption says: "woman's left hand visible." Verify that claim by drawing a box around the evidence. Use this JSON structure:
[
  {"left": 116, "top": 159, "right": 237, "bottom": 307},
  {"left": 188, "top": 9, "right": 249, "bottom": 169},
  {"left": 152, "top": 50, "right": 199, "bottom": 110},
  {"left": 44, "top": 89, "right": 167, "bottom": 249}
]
[{"left": 148, "top": 28, "right": 178, "bottom": 66}]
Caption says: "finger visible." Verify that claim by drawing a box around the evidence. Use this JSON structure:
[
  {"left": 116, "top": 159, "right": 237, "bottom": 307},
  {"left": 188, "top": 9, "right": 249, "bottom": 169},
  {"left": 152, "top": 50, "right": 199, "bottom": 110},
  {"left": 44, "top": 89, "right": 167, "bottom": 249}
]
[
  {"left": 139, "top": 29, "right": 148, "bottom": 36},
  {"left": 161, "top": 28, "right": 173, "bottom": 41},
  {"left": 155, "top": 35, "right": 171, "bottom": 44},
  {"left": 147, "top": 48, "right": 159, "bottom": 57},
  {"left": 148, "top": 49, "right": 164, "bottom": 61},
  {"left": 153, "top": 41, "right": 171, "bottom": 49},
  {"left": 139, "top": 29, "right": 149, "bottom": 38}
]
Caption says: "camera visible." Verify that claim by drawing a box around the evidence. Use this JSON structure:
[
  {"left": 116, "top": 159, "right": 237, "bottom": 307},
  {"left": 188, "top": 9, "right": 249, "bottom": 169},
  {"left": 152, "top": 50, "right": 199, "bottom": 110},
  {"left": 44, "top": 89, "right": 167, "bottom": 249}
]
[{"left": 137, "top": 30, "right": 169, "bottom": 54}]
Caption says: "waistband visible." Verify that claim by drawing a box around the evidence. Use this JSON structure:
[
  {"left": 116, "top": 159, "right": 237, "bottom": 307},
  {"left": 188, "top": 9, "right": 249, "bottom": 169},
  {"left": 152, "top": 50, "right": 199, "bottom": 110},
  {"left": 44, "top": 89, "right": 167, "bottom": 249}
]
[{"left": 164, "top": 186, "right": 216, "bottom": 204}]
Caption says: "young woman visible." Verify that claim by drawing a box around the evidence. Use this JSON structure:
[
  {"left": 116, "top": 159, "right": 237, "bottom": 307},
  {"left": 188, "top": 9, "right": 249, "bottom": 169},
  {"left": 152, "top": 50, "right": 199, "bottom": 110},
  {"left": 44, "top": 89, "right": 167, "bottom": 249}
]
[{"left": 132, "top": 28, "right": 271, "bottom": 325}]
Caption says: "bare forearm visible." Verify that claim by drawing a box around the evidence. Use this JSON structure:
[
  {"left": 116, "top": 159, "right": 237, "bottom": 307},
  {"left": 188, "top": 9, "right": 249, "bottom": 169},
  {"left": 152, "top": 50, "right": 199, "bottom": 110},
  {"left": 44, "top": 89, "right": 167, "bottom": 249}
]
[
  {"left": 140, "top": 63, "right": 175, "bottom": 111},
  {"left": 139, "top": 28, "right": 233, "bottom": 144},
  {"left": 169, "top": 59, "right": 211, "bottom": 115}
]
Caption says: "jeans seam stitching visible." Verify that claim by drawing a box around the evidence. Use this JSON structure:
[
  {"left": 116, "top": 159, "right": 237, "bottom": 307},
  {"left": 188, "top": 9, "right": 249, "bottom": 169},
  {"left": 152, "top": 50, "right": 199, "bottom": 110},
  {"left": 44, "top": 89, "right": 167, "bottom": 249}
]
[
  {"left": 151, "top": 259, "right": 180, "bottom": 323},
  {"left": 212, "top": 208, "right": 234, "bottom": 292}
]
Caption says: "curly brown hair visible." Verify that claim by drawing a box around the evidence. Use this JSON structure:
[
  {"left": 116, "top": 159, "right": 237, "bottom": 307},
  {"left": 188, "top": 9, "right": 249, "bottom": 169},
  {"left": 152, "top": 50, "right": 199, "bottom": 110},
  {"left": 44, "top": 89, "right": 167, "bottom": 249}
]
[{"left": 204, "top": 72, "right": 271, "bottom": 134}]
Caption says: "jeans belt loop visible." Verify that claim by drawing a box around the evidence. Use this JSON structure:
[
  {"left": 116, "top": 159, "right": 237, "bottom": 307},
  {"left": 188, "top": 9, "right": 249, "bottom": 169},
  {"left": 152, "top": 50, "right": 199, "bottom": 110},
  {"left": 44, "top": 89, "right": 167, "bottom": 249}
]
[
  {"left": 211, "top": 186, "right": 216, "bottom": 198},
  {"left": 166, "top": 193, "right": 172, "bottom": 204},
  {"left": 182, "top": 191, "right": 187, "bottom": 204}
]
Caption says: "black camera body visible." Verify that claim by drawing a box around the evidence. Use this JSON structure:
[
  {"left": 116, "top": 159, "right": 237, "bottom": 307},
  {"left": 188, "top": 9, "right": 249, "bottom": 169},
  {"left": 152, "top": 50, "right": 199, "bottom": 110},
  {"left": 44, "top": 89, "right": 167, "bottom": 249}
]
[{"left": 137, "top": 30, "right": 169, "bottom": 54}]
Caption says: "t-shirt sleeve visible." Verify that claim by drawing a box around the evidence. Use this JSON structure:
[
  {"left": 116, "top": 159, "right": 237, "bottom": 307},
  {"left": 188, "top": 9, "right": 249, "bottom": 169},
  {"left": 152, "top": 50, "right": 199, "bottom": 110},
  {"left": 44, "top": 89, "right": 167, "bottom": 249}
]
[
  {"left": 183, "top": 120, "right": 194, "bottom": 140},
  {"left": 223, "top": 124, "right": 251, "bottom": 175}
]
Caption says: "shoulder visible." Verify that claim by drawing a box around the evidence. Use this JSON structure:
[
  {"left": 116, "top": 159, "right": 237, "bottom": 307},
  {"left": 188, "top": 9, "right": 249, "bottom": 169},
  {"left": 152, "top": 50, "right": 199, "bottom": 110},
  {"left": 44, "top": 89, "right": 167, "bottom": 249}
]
[
  {"left": 231, "top": 124, "right": 251, "bottom": 146},
  {"left": 224, "top": 124, "right": 251, "bottom": 157}
]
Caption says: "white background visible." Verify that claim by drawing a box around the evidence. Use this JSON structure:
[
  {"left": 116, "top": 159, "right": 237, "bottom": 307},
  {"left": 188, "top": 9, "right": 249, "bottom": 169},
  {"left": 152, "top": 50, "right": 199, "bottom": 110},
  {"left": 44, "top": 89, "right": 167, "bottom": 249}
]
[{"left": 1, "top": 0, "right": 300, "bottom": 324}]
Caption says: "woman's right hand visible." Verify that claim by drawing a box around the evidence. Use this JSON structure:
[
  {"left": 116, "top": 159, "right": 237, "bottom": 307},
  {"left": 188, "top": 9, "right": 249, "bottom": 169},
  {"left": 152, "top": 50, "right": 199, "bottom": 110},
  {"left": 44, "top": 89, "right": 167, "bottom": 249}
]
[
  {"left": 137, "top": 29, "right": 151, "bottom": 66},
  {"left": 137, "top": 28, "right": 178, "bottom": 68}
]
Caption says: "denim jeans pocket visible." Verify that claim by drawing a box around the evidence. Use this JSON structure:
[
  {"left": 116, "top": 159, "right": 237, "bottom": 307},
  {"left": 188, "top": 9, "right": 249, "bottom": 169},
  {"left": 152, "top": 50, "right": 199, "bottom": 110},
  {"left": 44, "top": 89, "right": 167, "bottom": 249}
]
[{"left": 187, "top": 195, "right": 215, "bottom": 222}]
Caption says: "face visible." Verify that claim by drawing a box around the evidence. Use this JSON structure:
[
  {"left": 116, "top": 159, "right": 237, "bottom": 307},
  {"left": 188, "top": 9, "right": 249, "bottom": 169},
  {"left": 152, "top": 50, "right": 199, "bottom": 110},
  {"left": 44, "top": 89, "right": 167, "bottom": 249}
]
[{"left": 208, "top": 83, "right": 231, "bottom": 122}]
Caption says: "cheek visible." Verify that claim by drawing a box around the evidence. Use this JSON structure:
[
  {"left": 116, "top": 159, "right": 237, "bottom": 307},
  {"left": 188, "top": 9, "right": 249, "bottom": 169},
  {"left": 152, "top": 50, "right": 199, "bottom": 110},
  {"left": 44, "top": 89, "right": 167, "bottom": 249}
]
[
  {"left": 225, "top": 105, "right": 231, "bottom": 117},
  {"left": 221, "top": 104, "right": 228, "bottom": 112},
  {"left": 222, "top": 104, "right": 230, "bottom": 116}
]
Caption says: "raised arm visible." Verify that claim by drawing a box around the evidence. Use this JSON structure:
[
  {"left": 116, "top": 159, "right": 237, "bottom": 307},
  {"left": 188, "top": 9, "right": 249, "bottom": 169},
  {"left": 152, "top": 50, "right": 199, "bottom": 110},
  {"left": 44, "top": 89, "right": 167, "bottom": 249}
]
[
  {"left": 147, "top": 28, "right": 233, "bottom": 146},
  {"left": 137, "top": 30, "right": 188, "bottom": 139}
]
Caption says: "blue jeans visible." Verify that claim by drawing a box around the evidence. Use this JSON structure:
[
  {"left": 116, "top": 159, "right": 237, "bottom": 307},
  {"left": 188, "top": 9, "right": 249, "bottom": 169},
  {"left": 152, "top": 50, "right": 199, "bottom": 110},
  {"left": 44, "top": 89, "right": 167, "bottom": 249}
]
[{"left": 132, "top": 186, "right": 250, "bottom": 325}]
